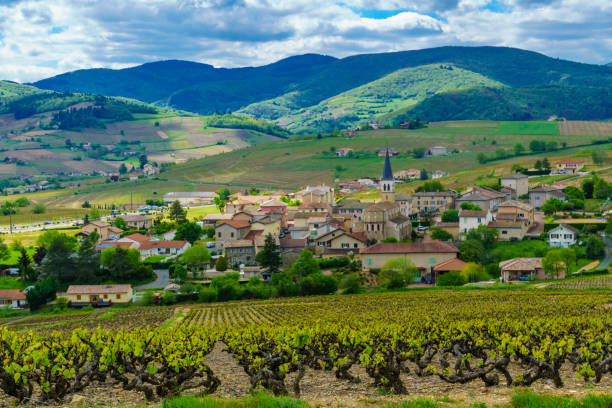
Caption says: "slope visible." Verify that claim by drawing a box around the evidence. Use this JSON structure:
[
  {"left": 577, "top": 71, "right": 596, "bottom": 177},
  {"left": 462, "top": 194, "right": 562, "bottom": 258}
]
[
  {"left": 239, "top": 64, "right": 505, "bottom": 132},
  {"left": 33, "top": 47, "right": 612, "bottom": 119}
]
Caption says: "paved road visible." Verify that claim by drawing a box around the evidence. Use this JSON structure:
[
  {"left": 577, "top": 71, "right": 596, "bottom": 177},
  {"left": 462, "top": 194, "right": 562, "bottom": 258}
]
[
  {"left": 598, "top": 234, "right": 612, "bottom": 269},
  {"left": 135, "top": 269, "right": 170, "bottom": 290}
]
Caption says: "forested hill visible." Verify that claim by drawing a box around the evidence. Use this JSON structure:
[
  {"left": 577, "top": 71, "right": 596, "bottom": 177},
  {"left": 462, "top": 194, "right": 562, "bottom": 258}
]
[{"left": 32, "top": 46, "right": 612, "bottom": 132}]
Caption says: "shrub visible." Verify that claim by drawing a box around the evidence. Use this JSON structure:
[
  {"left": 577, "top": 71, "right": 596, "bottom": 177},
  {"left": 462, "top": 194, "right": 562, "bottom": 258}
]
[
  {"left": 198, "top": 287, "right": 218, "bottom": 303},
  {"left": 215, "top": 256, "right": 228, "bottom": 272},
  {"left": 298, "top": 273, "right": 338, "bottom": 295},
  {"left": 271, "top": 273, "right": 299, "bottom": 297},
  {"left": 160, "top": 290, "right": 176, "bottom": 305},
  {"left": 461, "top": 263, "right": 490, "bottom": 283},
  {"left": 380, "top": 257, "right": 419, "bottom": 289},
  {"left": 340, "top": 273, "right": 363, "bottom": 294},
  {"left": 437, "top": 271, "right": 466, "bottom": 286},
  {"left": 211, "top": 272, "right": 241, "bottom": 301}
]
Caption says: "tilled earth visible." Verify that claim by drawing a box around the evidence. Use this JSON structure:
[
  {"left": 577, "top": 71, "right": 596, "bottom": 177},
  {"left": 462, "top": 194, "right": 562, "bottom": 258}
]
[{"left": 2, "top": 341, "right": 611, "bottom": 407}]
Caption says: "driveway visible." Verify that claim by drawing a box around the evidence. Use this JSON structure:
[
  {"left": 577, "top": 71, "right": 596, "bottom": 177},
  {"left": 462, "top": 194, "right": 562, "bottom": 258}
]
[{"left": 135, "top": 269, "right": 170, "bottom": 290}]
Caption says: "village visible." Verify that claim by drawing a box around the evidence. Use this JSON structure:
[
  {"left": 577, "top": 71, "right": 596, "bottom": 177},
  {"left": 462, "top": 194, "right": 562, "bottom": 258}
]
[{"left": 0, "top": 147, "right": 606, "bottom": 310}]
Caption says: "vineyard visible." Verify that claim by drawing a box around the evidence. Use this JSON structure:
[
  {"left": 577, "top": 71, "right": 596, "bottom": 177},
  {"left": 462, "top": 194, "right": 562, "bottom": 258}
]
[
  {"left": 545, "top": 274, "right": 612, "bottom": 289},
  {"left": 0, "top": 291, "right": 610, "bottom": 406}
]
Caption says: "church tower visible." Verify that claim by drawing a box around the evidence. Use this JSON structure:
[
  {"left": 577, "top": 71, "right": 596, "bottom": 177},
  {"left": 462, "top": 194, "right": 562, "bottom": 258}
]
[{"left": 380, "top": 148, "right": 395, "bottom": 202}]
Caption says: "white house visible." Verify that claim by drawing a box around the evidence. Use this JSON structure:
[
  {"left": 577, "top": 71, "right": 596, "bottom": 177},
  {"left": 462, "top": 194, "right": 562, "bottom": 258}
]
[
  {"left": 459, "top": 210, "right": 492, "bottom": 236},
  {"left": 548, "top": 224, "right": 578, "bottom": 248},
  {"left": 139, "top": 240, "right": 191, "bottom": 259},
  {"left": 0, "top": 290, "right": 27, "bottom": 309}
]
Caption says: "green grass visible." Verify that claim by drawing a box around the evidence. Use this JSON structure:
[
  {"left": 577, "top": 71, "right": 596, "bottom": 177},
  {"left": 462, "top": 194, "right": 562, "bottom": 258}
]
[
  {"left": 0, "top": 276, "right": 28, "bottom": 289},
  {"left": 497, "top": 121, "right": 560, "bottom": 135},
  {"left": 161, "top": 392, "right": 309, "bottom": 408},
  {"left": 511, "top": 390, "right": 612, "bottom": 408}
]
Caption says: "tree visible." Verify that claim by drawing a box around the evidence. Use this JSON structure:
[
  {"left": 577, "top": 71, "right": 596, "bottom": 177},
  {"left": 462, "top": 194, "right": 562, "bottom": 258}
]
[
  {"left": 286, "top": 249, "right": 319, "bottom": 280},
  {"left": 32, "top": 246, "right": 46, "bottom": 265},
  {"left": 558, "top": 248, "right": 576, "bottom": 277},
  {"left": 174, "top": 222, "right": 203, "bottom": 244},
  {"left": 119, "top": 163, "right": 128, "bottom": 174},
  {"left": 593, "top": 178, "right": 611, "bottom": 199},
  {"left": 1, "top": 201, "right": 16, "bottom": 215},
  {"left": 26, "top": 276, "right": 59, "bottom": 311},
  {"left": 585, "top": 235, "right": 605, "bottom": 259},
  {"left": 168, "top": 200, "right": 187, "bottom": 224},
  {"left": 380, "top": 257, "right": 419, "bottom": 288},
  {"left": 18, "top": 247, "right": 38, "bottom": 283},
  {"left": 101, "top": 247, "right": 151, "bottom": 281},
  {"left": 215, "top": 256, "right": 228, "bottom": 272},
  {"left": 542, "top": 250, "right": 565, "bottom": 280},
  {"left": 340, "top": 274, "right": 362, "bottom": 294},
  {"left": 530, "top": 140, "right": 546, "bottom": 152},
  {"left": 437, "top": 271, "right": 465, "bottom": 286},
  {"left": 139, "top": 154, "right": 148, "bottom": 169},
  {"left": 542, "top": 197, "right": 564, "bottom": 216},
  {"left": 412, "top": 147, "right": 426, "bottom": 158},
  {"left": 112, "top": 216, "right": 128, "bottom": 230},
  {"left": 513, "top": 143, "right": 525, "bottom": 156},
  {"left": 592, "top": 150, "right": 607, "bottom": 165},
  {"left": 82, "top": 201, "right": 91, "bottom": 208},
  {"left": 582, "top": 179, "right": 595, "bottom": 199},
  {"left": 441, "top": 209, "right": 459, "bottom": 222},
  {"left": 464, "top": 225, "right": 498, "bottom": 249},
  {"left": 255, "top": 233, "right": 281, "bottom": 272},
  {"left": 31, "top": 203, "right": 45, "bottom": 214},
  {"left": 36, "top": 230, "right": 77, "bottom": 251},
  {"left": 172, "top": 264, "right": 187, "bottom": 283},
  {"left": 15, "top": 197, "right": 29, "bottom": 207},
  {"left": 420, "top": 169, "right": 428, "bottom": 180},
  {"left": 461, "top": 263, "right": 489, "bottom": 283},
  {"left": 216, "top": 188, "right": 231, "bottom": 201},
  {"left": 76, "top": 233, "right": 100, "bottom": 283},
  {"left": 181, "top": 244, "right": 211, "bottom": 272},
  {"left": 42, "top": 236, "right": 78, "bottom": 283},
  {"left": 0, "top": 237, "right": 8, "bottom": 263},
  {"left": 416, "top": 180, "right": 444, "bottom": 192},
  {"left": 211, "top": 272, "right": 241, "bottom": 300},
  {"left": 460, "top": 202, "right": 482, "bottom": 211},
  {"left": 542, "top": 157, "right": 551, "bottom": 171},
  {"left": 477, "top": 153, "right": 487, "bottom": 164},
  {"left": 564, "top": 186, "right": 584, "bottom": 201},
  {"left": 89, "top": 208, "right": 101, "bottom": 221},
  {"left": 431, "top": 227, "right": 453, "bottom": 241},
  {"left": 534, "top": 160, "right": 543, "bottom": 171},
  {"left": 459, "top": 239, "right": 485, "bottom": 263}
]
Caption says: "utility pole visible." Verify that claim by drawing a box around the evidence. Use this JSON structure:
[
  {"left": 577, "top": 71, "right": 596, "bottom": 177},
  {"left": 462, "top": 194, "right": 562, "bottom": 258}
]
[
  {"left": 130, "top": 192, "right": 133, "bottom": 211},
  {"left": 9, "top": 211, "right": 12, "bottom": 235}
]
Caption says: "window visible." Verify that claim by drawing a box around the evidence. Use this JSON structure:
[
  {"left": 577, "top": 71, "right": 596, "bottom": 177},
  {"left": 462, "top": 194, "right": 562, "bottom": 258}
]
[
  {"left": 354, "top": 243, "right": 359, "bottom": 248},
  {"left": 342, "top": 243, "right": 349, "bottom": 249},
  {"left": 103, "top": 294, "right": 108, "bottom": 299},
  {"left": 477, "top": 218, "right": 481, "bottom": 223},
  {"left": 502, "top": 231, "right": 508, "bottom": 235},
  {"left": 77, "top": 295, "right": 81, "bottom": 300},
  {"left": 217, "top": 232, "right": 221, "bottom": 238},
  {"left": 231, "top": 232, "right": 234, "bottom": 238}
]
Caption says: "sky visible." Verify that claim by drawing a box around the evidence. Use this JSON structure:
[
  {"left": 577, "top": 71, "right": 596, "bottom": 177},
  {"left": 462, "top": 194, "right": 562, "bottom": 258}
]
[{"left": 0, "top": 0, "right": 611, "bottom": 83}]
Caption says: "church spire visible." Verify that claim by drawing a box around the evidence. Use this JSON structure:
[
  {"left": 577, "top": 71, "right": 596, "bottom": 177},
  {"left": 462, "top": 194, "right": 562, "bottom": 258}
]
[{"left": 382, "top": 148, "right": 393, "bottom": 180}]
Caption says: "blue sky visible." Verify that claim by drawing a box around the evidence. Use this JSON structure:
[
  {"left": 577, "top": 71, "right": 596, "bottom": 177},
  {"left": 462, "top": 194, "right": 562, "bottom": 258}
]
[{"left": 0, "top": 0, "right": 610, "bottom": 82}]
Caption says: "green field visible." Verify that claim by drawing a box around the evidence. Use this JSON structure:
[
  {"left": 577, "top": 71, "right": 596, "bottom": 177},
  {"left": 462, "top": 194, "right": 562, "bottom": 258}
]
[{"left": 497, "top": 121, "right": 560, "bottom": 135}]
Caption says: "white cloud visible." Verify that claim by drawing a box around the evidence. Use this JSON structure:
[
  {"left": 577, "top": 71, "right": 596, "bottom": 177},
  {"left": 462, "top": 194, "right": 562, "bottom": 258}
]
[{"left": 0, "top": 0, "right": 610, "bottom": 82}]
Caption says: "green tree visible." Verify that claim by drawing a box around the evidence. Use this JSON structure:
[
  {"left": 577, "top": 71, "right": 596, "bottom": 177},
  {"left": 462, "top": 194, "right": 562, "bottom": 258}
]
[
  {"left": 582, "top": 178, "right": 595, "bottom": 199},
  {"left": 542, "top": 197, "right": 563, "bottom": 216},
  {"left": 255, "top": 233, "right": 282, "bottom": 272},
  {"left": 101, "top": 247, "right": 151, "bottom": 281},
  {"left": 460, "top": 202, "right": 482, "bottom": 211},
  {"left": 441, "top": 209, "right": 459, "bottom": 222},
  {"left": 542, "top": 250, "right": 565, "bottom": 280},
  {"left": 18, "top": 247, "right": 38, "bottom": 283},
  {"left": 477, "top": 153, "right": 487, "bottom": 164},
  {"left": 42, "top": 236, "right": 77, "bottom": 283},
  {"left": 181, "top": 244, "right": 211, "bottom": 272},
  {"left": 216, "top": 188, "right": 231, "bottom": 201},
  {"left": 437, "top": 271, "right": 465, "bottom": 286},
  {"left": 420, "top": 169, "right": 428, "bottom": 180},
  {"left": 431, "top": 227, "right": 453, "bottom": 241},
  {"left": 31, "top": 203, "right": 46, "bottom": 214},
  {"left": 112, "top": 216, "right": 128, "bottom": 230},
  {"left": 172, "top": 263, "right": 187, "bottom": 283},
  {"left": 286, "top": 249, "right": 319, "bottom": 280},
  {"left": 464, "top": 225, "right": 498, "bottom": 249},
  {"left": 174, "top": 222, "right": 203, "bottom": 244},
  {"left": 585, "top": 235, "right": 605, "bottom": 259},
  {"left": 542, "top": 157, "right": 551, "bottom": 171},
  {"left": 459, "top": 239, "right": 485, "bottom": 263},
  {"left": 0, "top": 237, "right": 9, "bottom": 263},
  {"left": 380, "top": 257, "right": 419, "bottom": 288},
  {"left": 535, "top": 160, "right": 543, "bottom": 171},
  {"left": 119, "top": 163, "right": 128, "bottom": 174},
  {"left": 339, "top": 273, "right": 363, "bottom": 294},
  {"left": 593, "top": 178, "right": 611, "bottom": 199},
  {"left": 89, "top": 208, "right": 101, "bottom": 221},
  {"left": 76, "top": 233, "right": 100, "bottom": 283},
  {"left": 592, "top": 150, "right": 607, "bottom": 165},
  {"left": 513, "top": 143, "right": 525, "bottom": 156},
  {"left": 558, "top": 248, "right": 576, "bottom": 277},
  {"left": 139, "top": 154, "right": 148, "bottom": 169},
  {"left": 36, "top": 230, "right": 77, "bottom": 251},
  {"left": 461, "top": 262, "right": 489, "bottom": 283},
  {"left": 14, "top": 197, "right": 29, "bottom": 207},
  {"left": 564, "top": 186, "right": 584, "bottom": 201},
  {"left": 412, "top": 147, "right": 426, "bottom": 158},
  {"left": 25, "top": 276, "right": 59, "bottom": 311},
  {"left": 416, "top": 180, "right": 444, "bottom": 193},
  {"left": 215, "top": 255, "right": 228, "bottom": 272},
  {"left": 168, "top": 200, "right": 187, "bottom": 224}
]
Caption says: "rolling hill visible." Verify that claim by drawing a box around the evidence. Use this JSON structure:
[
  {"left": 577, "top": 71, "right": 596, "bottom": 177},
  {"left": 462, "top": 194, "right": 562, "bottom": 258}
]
[{"left": 32, "top": 46, "right": 612, "bottom": 132}]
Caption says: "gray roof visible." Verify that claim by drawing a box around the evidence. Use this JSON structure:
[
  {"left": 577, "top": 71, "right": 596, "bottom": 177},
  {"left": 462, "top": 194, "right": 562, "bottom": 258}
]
[
  {"left": 502, "top": 173, "right": 528, "bottom": 180},
  {"left": 382, "top": 149, "right": 393, "bottom": 181}
]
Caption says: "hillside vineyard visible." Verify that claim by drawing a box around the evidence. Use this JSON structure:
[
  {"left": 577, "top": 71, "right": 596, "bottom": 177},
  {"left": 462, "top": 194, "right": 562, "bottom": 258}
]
[{"left": 0, "top": 291, "right": 610, "bottom": 403}]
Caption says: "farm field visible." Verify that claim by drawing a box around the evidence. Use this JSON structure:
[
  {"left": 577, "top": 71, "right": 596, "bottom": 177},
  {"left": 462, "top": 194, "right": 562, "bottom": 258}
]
[
  {"left": 0, "top": 290, "right": 610, "bottom": 407},
  {"left": 545, "top": 274, "right": 612, "bottom": 289}
]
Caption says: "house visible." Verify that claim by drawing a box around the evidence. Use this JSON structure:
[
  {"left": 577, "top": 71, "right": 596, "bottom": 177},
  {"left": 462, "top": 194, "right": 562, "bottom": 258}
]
[
  {"left": 431, "top": 170, "right": 449, "bottom": 179},
  {"left": 399, "top": 191, "right": 457, "bottom": 217},
  {"left": 357, "top": 178, "right": 377, "bottom": 188},
  {"left": 529, "top": 185, "right": 567, "bottom": 209},
  {"left": 335, "top": 148, "right": 353, "bottom": 157},
  {"left": 279, "top": 237, "right": 307, "bottom": 253},
  {"left": 0, "top": 290, "right": 27, "bottom": 309},
  {"left": 96, "top": 240, "right": 140, "bottom": 252},
  {"left": 121, "top": 215, "right": 153, "bottom": 230},
  {"left": 548, "top": 224, "right": 578, "bottom": 248},
  {"left": 360, "top": 240, "right": 459, "bottom": 283},
  {"left": 117, "top": 233, "right": 151, "bottom": 245},
  {"left": 82, "top": 221, "right": 119, "bottom": 242},
  {"left": 296, "top": 185, "right": 335, "bottom": 205},
  {"left": 487, "top": 219, "right": 527, "bottom": 241},
  {"left": 215, "top": 220, "right": 251, "bottom": 250},
  {"left": 498, "top": 258, "right": 556, "bottom": 281},
  {"left": 202, "top": 213, "right": 234, "bottom": 225},
  {"left": 334, "top": 200, "right": 369, "bottom": 222},
  {"left": 142, "top": 163, "right": 158, "bottom": 177},
  {"left": 232, "top": 212, "right": 254, "bottom": 224},
  {"left": 260, "top": 199, "right": 288, "bottom": 214},
  {"left": 432, "top": 258, "right": 467, "bottom": 283},
  {"left": 426, "top": 146, "right": 447, "bottom": 157},
  {"left": 459, "top": 210, "right": 492, "bottom": 235},
  {"left": 311, "top": 228, "right": 367, "bottom": 257},
  {"left": 553, "top": 159, "right": 584, "bottom": 174},
  {"left": 496, "top": 200, "right": 535, "bottom": 227},
  {"left": 434, "top": 222, "right": 460, "bottom": 240},
  {"left": 501, "top": 173, "right": 529, "bottom": 198},
  {"left": 163, "top": 191, "right": 218, "bottom": 206},
  {"left": 363, "top": 201, "right": 411, "bottom": 242},
  {"left": 224, "top": 240, "right": 257, "bottom": 266},
  {"left": 250, "top": 216, "right": 282, "bottom": 237},
  {"left": 298, "top": 202, "right": 332, "bottom": 214},
  {"left": 61, "top": 284, "right": 133, "bottom": 306},
  {"left": 456, "top": 186, "right": 506, "bottom": 212},
  {"left": 139, "top": 240, "right": 190, "bottom": 259},
  {"left": 394, "top": 169, "right": 420, "bottom": 180}
]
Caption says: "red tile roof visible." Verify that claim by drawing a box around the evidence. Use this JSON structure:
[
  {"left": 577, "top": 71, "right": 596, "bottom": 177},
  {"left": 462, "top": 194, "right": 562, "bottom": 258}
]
[
  {"left": 123, "top": 233, "right": 150, "bottom": 242},
  {"left": 217, "top": 220, "right": 251, "bottom": 229},
  {"left": 360, "top": 240, "right": 458, "bottom": 255},
  {"left": 433, "top": 258, "right": 467, "bottom": 272},
  {"left": 139, "top": 240, "right": 188, "bottom": 249},
  {"left": 66, "top": 285, "right": 132, "bottom": 295},
  {"left": 0, "top": 290, "right": 25, "bottom": 300}
]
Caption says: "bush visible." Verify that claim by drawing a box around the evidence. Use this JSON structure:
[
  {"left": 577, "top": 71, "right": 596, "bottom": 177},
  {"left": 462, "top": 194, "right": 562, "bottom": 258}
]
[
  {"left": 211, "top": 272, "right": 241, "bottom": 301},
  {"left": 431, "top": 227, "right": 453, "bottom": 241},
  {"left": 298, "top": 273, "right": 338, "bottom": 295},
  {"left": 160, "top": 290, "right": 176, "bottom": 305},
  {"left": 461, "top": 263, "right": 490, "bottom": 283},
  {"left": 340, "top": 273, "right": 363, "bottom": 294},
  {"left": 437, "top": 271, "right": 466, "bottom": 286},
  {"left": 198, "top": 287, "right": 218, "bottom": 303},
  {"left": 138, "top": 291, "right": 155, "bottom": 306},
  {"left": 271, "top": 273, "right": 299, "bottom": 297},
  {"left": 380, "top": 257, "right": 419, "bottom": 288},
  {"left": 215, "top": 256, "right": 228, "bottom": 272},
  {"left": 484, "top": 263, "right": 501, "bottom": 278}
]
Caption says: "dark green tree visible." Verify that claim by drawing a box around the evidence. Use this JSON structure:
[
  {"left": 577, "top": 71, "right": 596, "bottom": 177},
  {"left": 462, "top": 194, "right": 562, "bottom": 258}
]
[
  {"left": 255, "top": 233, "right": 282, "bottom": 272},
  {"left": 441, "top": 209, "right": 459, "bottom": 222},
  {"left": 168, "top": 200, "right": 187, "bottom": 224},
  {"left": 18, "top": 247, "right": 38, "bottom": 283},
  {"left": 174, "top": 222, "right": 203, "bottom": 244},
  {"left": 42, "top": 236, "right": 78, "bottom": 283},
  {"left": 215, "top": 256, "right": 228, "bottom": 272},
  {"left": 76, "top": 232, "right": 100, "bottom": 283}
]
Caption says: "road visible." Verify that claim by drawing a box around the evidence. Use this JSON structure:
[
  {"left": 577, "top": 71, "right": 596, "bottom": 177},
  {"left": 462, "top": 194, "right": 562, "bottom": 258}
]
[{"left": 135, "top": 269, "right": 170, "bottom": 290}]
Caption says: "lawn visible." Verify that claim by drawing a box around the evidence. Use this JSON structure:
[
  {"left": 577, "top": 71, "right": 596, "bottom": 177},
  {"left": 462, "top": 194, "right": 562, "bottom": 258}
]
[
  {"left": 0, "top": 276, "right": 28, "bottom": 289},
  {"left": 496, "top": 121, "right": 560, "bottom": 135}
]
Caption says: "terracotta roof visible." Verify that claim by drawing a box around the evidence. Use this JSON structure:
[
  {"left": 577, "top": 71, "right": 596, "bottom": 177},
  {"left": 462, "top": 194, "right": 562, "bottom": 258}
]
[
  {"left": 497, "top": 200, "right": 533, "bottom": 211},
  {"left": 244, "top": 229, "right": 264, "bottom": 241},
  {"left": 433, "top": 258, "right": 467, "bottom": 272},
  {"left": 231, "top": 199, "right": 253, "bottom": 205},
  {"left": 360, "top": 240, "right": 458, "bottom": 255},
  {"left": 488, "top": 220, "right": 523, "bottom": 228},
  {"left": 123, "top": 233, "right": 150, "bottom": 242},
  {"left": 499, "top": 257, "right": 542, "bottom": 271},
  {"left": 87, "top": 220, "right": 110, "bottom": 228},
  {"left": 261, "top": 199, "right": 288, "bottom": 207},
  {"left": 217, "top": 220, "right": 251, "bottom": 229},
  {"left": 460, "top": 210, "right": 488, "bottom": 218},
  {"left": 280, "top": 237, "right": 306, "bottom": 248},
  {"left": 66, "top": 284, "right": 132, "bottom": 295},
  {"left": 344, "top": 231, "right": 367, "bottom": 243},
  {"left": 336, "top": 200, "right": 370, "bottom": 209},
  {"left": 203, "top": 213, "right": 233, "bottom": 221},
  {"left": 0, "top": 290, "right": 25, "bottom": 300},
  {"left": 122, "top": 215, "right": 152, "bottom": 222},
  {"left": 224, "top": 240, "right": 254, "bottom": 248},
  {"left": 139, "top": 240, "right": 188, "bottom": 249}
]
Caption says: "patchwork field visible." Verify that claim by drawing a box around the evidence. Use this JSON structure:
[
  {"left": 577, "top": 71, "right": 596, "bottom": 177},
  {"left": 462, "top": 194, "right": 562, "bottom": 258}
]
[{"left": 559, "top": 120, "right": 612, "bottom": 136}]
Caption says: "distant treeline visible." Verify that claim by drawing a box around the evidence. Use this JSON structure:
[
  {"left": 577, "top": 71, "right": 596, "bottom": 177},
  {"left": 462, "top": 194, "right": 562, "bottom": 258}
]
[
  {"left": 51, "top": 98, "right": 157, "bottom": 130},
  {"left": 203, "top": 114, "right": 291, "bottom": 138}
]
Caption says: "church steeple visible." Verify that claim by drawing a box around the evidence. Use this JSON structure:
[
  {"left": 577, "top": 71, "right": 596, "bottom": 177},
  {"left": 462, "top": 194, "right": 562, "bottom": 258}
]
[{"left": 380, "top": 148, "right": 395, "bottom": 202}]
